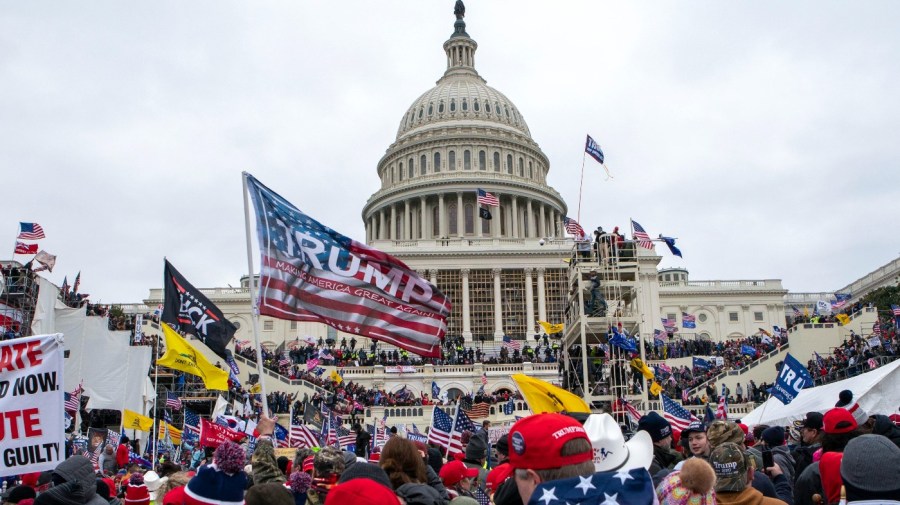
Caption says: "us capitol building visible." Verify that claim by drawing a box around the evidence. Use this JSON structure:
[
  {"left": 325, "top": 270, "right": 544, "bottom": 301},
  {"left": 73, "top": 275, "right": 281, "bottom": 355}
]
[{"left": 124, "top": 3, "right": 891, "bottom": 416}]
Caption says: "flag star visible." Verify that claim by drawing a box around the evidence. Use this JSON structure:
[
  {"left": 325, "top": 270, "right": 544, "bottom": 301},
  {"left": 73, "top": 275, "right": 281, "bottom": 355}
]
[
  {"left": 574, "top": 475, "right": 595, "bottom": 495},
  {"left": 613, "top": 470, "right": 633, "bottom": 485},
  {"left": 537, "top": 487, "right": 558, "bottom": 505},
  {"left": 601, "top": 493, "right": 619, "bottom": 505}
]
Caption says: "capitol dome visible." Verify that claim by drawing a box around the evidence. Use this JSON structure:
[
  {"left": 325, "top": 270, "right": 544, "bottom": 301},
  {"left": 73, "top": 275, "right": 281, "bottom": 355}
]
[{"left": 363, "top": 2, "right": 567, "bottom": 250}]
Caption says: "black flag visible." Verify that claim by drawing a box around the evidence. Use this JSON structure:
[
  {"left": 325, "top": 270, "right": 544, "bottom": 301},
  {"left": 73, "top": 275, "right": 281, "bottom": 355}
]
[
  {"left": 162, "top": 259, "right": 237, "bottom": 360},
  {"left": 479, "top": 207, "right": 492, "bottom": 220}
]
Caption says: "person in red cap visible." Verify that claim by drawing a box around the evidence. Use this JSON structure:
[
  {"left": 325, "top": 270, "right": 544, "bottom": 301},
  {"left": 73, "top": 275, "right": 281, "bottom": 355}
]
[
  {"left": 793, "top": 408, "right": 864, "bottom": 505},
  {"left": 439, "top": 461, "right": 479, "bottom": 500},
  {"left": 507, "top": 413, "right": 595, "bottom": 504}
]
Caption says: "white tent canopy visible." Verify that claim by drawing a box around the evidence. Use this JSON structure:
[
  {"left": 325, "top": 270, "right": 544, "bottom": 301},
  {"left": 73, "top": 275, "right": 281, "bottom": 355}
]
[{"left": 741, "top": 358, "right": 900, "bottom": 427}]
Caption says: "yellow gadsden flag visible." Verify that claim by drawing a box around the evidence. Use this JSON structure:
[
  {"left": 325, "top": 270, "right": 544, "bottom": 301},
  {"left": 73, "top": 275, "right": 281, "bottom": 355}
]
[
  {"left": 630, "top": 358, "right": 655, "bottom": 380},
  {"left": 649, "top": 381, "right": 663, "bottom": 396},
  {"left": 538, "top": 321, "right": 564, "bottom": 335},
  {"left": 835, "top": 313, "right": 850, "bottom": 326},
  {"left": 157, "top": 323, "right": 229, "bottom": 391},
  {"left": 123, "top": 409, "right": 154, "bottom": 432},
  {"left": 158, "top": 422, "right": 182, "bottom": 445},
  {"left": 511, "top": 373, "right": 590, "bottom": 414},
  {"left": 330, "top": 369, "right": 344, "bottom": 384}
]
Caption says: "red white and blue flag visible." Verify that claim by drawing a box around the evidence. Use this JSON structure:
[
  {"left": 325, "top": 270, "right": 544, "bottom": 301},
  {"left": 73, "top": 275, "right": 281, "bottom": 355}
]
[
  {"left": 17, "top": 222, "right": 45, "bottom": 240},
  {"left": 563, "top": 217, "right": 585, "bottom": 238},
  {"left": 245, "top": 174, "right": 450, "bottom": 358},
  {"left": 631, "top": 219, "right": 654, "bottom": 249},
  {"left": 476, "top": 189, "right": 499, "bottom": 207},
  {"left": 290, "top": 423, "right": 321, "bottom": 449},
  {"left": 501, "top": 335, "right": 521, "bottom": 350},
  {"left": 165, "top": 391, "right": 182, "bottom": 410},
  {"left": 661, "top": 393, "right": 699, "bottom": 432}
]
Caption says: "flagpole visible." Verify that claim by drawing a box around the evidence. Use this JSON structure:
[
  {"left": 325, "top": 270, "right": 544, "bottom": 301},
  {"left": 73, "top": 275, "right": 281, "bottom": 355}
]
[
  {"left": 242, "top": 172, "right": 271, "bottom": 417},
  {"left": 152, "top": 341, "right": 160, "bottom": 467},
  {"left": 288, "top": 402, "right": 293, "bottom": 449},
  {"left": 576, "top": 154, "right": 586, "bottom": 223}
]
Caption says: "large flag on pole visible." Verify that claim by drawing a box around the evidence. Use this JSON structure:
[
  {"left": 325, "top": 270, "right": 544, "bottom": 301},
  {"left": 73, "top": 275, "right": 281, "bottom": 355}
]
[
  {"left": 162, "top": 260, "right": 236, "bottom": 360},
  {"left": 244, "top": 173, "right": 450, "bottom": 357},
  {"left": 156, "top": 323, "right": 229, "bottom": 390}
]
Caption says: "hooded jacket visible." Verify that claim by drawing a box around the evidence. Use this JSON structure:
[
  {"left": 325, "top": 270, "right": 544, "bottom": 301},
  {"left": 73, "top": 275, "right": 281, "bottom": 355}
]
[
  {"left": 394, "top": 482, "right": 447, "bottom": 505},
  {"left": 52, "top": 456, "right": 109, "bottom": 505},
  {"left": 769, "top": 445, "right": 796, "bottom": 484},
  {"left": 34, "top": 481, "right": 87, "bottom": 505},
  {"left": 715, "top": 486, "right": 789, "bottom": 505},
  {"left": 871, "top": 415, "right": 900, "bottom": 449}
]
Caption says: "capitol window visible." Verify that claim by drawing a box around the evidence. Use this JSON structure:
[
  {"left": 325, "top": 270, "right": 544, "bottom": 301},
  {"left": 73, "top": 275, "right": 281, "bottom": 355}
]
[
  {"left": 473, "top": 98, "right": 480, "bottom": 112},
  {"left": 493, "top": 152, "right": 500, "bottom": 171},
  {"left": 754, "top": 311, "right": 764, "bottom": 322},
  {"left": 485, "top": 102, "right": 491, "bottom": 113},
  {"left": 462, "top": 98, "right": 468, "bottom": 111},
  {"left": 528, "top": 161, "right": 533, "bottom": 179},
  {"left": 518, "top": 158, "right": 524, "bottom": 176},
  {"left": 698, "top": 313, "right": 707, "bottom": 323},
  {"left": 421, "top": 155, "right": 427, "bottom": 174},
  {"left": 464, "top": 204, "right": 474, "bottom": 234},
  {"left": 449, "top": 203, "right": 458, "bottom": 235},
  {"left": 450, "top": 99, "right": 456, "bottom": 112},
  {"left": 449, "top": 151, "right": 456, "bottom": 170},
  {"left": 409, "top": 158, "right": 414, "bottom": 177},
  {"left": 667, "top": 313, "right": 676, "bottom": 322},
  {"left": 506, "top": 154, "right": 513, "bottom": 174},
  {"left": 464, "top": 150, "right": 471, "bottom": 170},
  {"left": 434, "top": 152, "right": 441, "bottom": 172},
  {"left": 263, "top": 320, "right": 274, "bottom": 331},
  {"left": 729, "top": 312, "right": 739, "bottom": 322},
  {"left": 428, "top": 103, "right": 433, "bottom": 115},
  {"left": 479, "top": 150, "right": 486, "bottom": 170},
  {"left": 418, "top": 107, "right": 423, "bottom": 119},
  {"left": 439, "top": 101, "right": 445, "bottom": 113}
]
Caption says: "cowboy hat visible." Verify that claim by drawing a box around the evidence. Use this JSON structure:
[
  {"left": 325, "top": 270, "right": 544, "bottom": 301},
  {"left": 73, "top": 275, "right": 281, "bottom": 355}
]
[{"left": 584, "top": 413, "right": 653, "bottom": 472}]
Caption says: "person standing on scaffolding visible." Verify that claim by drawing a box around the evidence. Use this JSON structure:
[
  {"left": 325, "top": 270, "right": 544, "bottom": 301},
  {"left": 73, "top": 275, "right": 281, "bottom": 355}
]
[{"left": 588, "top": 270, "right": 608, "bottom": 316}]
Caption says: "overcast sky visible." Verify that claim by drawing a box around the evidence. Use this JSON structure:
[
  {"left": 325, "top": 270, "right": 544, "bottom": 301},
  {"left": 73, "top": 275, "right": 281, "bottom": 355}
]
[{"left": 2, "top": 1, "right": 898, "bottom": 304}]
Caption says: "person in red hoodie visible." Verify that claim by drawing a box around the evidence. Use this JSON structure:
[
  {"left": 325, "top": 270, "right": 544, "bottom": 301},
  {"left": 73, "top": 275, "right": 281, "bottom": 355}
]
[{"left": 116, "top": 435, "right": 131, "bottom": 470}]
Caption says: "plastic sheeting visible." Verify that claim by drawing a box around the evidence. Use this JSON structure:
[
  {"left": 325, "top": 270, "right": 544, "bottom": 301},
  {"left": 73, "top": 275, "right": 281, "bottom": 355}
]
[{"left": 741, "top": 358, "right": 900, "bottom": 427}]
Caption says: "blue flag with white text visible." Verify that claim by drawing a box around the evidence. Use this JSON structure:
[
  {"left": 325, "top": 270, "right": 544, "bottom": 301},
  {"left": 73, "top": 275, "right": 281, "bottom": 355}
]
[{"left": 772, "top": 353, "right": 814, "bottom": 405}]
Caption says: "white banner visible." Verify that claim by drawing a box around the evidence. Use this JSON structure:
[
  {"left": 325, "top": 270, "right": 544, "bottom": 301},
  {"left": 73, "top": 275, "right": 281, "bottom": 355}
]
[
  {"left": 134, "top": 314, "right": 143, "bottom": 343},
  {"left": 385, "top": 366, "right": 418, "bottom": 374},
  {"left": 0, "top": 334, "right": 65, "bottom": 477}
]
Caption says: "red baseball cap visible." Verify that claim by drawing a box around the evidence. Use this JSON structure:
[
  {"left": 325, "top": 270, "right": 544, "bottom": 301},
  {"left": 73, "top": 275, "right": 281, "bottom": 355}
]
[
  {"left": 486, "top": 463, "right": 513, "bottom": 491},
  {"left": 507, "top": 413, "right": 592, "bottom": 470},
  {"left": 439, "top": 460, "right": 479, "bottom": 487},
  {"left": 824, "top": 408, "right": 858, "bottom": 434}
]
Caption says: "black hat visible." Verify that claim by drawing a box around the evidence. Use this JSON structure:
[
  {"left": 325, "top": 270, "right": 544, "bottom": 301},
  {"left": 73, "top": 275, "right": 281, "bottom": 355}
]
[
  {"left": 4, "top": 486, "right": 37, "bottom": 504},
  {"left": 761, "top": 426, "right": 785, "bottom": 447},
  {"left": 795, "top": 412, "right": 824, "bottom": 431},
  {"left": 682, "top": 421, "right": 706, "bottom": 437},
  {"left": 637, "top": 412, "right": 672, "bottom": 443},
  {"left": 495, "top": 434, "right": 509, "bottom": 456}
]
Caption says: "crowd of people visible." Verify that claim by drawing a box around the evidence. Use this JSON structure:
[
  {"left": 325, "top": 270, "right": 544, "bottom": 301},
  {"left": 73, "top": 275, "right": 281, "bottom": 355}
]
[
  {"left": 13, "top": 385, "right": 900, "bottom": 505},
  {"left": 807, "top": 323, "right": 900, "bottom": 384}
]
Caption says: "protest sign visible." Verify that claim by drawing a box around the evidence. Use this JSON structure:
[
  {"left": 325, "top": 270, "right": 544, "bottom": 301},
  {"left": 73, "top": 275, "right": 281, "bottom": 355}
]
[{"left": 0, "top": 334, "right": 65, "bottom": 477}]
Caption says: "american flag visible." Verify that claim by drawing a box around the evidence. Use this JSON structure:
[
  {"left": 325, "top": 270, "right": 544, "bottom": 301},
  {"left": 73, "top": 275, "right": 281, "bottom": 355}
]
[
  {"left": 563, "top": 217, "right": 585, "bottom": 238},
  {"left": 463, "top": 402, "right": 491, "bottom": 419},
  {"left": 449, "top": 409, "right": 477, "bottom": 456},
  {"left": 661, "top": 318, "right": 677, "bottom": 333},
  {"left": 792, "top": 306, "right": 802, "bottom": 317},
  {"left": 501, "top": 335, "right": 521, "bottom": 350},
  {"left": 682, "top": 389, "right": 689, "bottom": 403},
  {"left": 529, "top": 468, "right": 654, "bottom": 505},
  {"left": 426, "top": 407, "right": 454, "bottom": 451},
  {"left": 874, "top": 321, "right": 882, "bottom": 337},
  {"left": 165, "top": 392, "right": 182, "bottom": 410},
  {"left": 245, "top": 174, "right": 451, "bottom": 358},
  {"left": 631, "top": 219, "right": 654, "bottom": 249},
  {"left": 716, "top": 395, "right": 728, "bottom": 420},
  {"left": 476, "top": 189, "right": 500, "bottom": 207},
  {"left": 290, "top": 423, "right": 321, "bottom": 449},
  {"left": 653, "top": 329, "right": 666, "bottom": 345},
  {"left": 336, "top": 424, "right": 356, "bottom": 449},
  {"left": 274, "top": 424, "right": 290, "bottom": 448},
  {"left": 892, "top": 305, "right": 900, "bottom": 317},
  {"left": 278, "top": 355, "right": 291, "bottom": 367},
  {"left": 183, "top": 409, "right": 201, "bottom": 440},
  {"left": 17, "top": 222, "right": 45, "bottom": 240},
  {"left": 64, "top": 383, "right": 83, "bottom": 414},
  {"left": 73, "top": 272, "right": 81, "bottom": 294},
  {"left": 661, "top": 393, "right": 699, "bottom": 432},
  {"left": 615, "top": 397, "right": 643, "bottom": 426},
  {"left": 366, "top": 423, "right": 389, "bottom": 449},
  {"left": 306, "top": 358, "right": 320, "bottom": 371},
  {"left": 681, "top": 313, "right": 696, "bottom": 328}
]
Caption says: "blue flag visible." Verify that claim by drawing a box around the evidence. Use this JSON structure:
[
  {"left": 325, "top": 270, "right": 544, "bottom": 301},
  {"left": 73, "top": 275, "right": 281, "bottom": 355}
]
[
  {"left": 503, "top": 398, "right": 515, "bottom": 415},
  {"left": 608, "top": 327, "right": 637, "bottom": 353},
  {"left": 741, "top": 345, "right": 757, "bottom": 357},
  {"left": 431, "top": 381, "right": 440, "bottom": 398},
  {"left": 704, "top": 404, "right": 715, "bottom": 424},
  {"left": 585, "top": 134, "right": 605, "bottom": 164},
  {"left": 771, "top": 353, "right": 814, "bottom": 405},
  {"left": 660, "top": 236, "right": 682, "bottom": 258},
  {"left": 692, "top": 357, "right": 711, "bottom": 370}
]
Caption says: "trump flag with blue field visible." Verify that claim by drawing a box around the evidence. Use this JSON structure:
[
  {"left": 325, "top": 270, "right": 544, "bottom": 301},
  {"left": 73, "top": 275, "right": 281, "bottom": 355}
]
[{"left": 244, "top": 173, "right": 450, "bottom": 358}]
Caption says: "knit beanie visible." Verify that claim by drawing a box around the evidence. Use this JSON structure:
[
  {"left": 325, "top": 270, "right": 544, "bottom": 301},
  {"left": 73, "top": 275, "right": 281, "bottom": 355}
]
[
  {"left": 835, "top": 390, "right": 869, "bottom": 426},
  {"left": 124, "top": 473, "right": 151, "bottom": 505},
  {"left": 638, "top": 412, "right": 672, "bottom": 442},
  {"left": 184, "top": 442, "right": 249, "bottom": 505},
  {"left": 656, "top": 458, "right": 717, "bottom": 505},
  {"left": 337, "top": 462, "right": 392, "bottom": 490},
  {"left": 761, "top": 426, "right": 785, "bottom": 447},
  {"left": 840, "top": 434, "right": 900, "bottom": 500}
]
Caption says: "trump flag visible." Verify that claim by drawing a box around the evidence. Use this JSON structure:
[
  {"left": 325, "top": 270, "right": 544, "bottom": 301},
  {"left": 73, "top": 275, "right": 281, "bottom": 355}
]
[{"left": 245, "top": 174, "right": 450, "bottom": 357}]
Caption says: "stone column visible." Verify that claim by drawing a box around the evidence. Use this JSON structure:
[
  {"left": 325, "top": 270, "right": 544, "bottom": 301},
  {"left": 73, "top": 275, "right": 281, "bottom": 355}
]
[
  {"left": 379, "top": 209, "right": 387, "bottom": 240},
  {"left": 493, "top": 194, "right": 502, "bottom": 238},
  {"left": 404, "top": 200, "right": 411, "bottom": 240},
  {"left": 461, "top": 269, "right": 472, "bottom": 339},
  {"left": 539, "top": 203, "right": 546, "bottom": 238},
  {"left": 537, "top": 267, "right": 547, "bottom": 323},
  {"left": 438, "top": 194, "right": 446, "bottom": 238},
  {"left": 524, "top": 268, "right": 535, "bottom": 338},
  {"left": 493, "top": 268, "right": 503, "bottom": 338},
  {"left": 419, "top": 196, "right": 427, "bottom": 239},
  {"left": 457, "top": 192, "right": 464, "bottom": 237},
  {"left": 511, "top": 197, "right": 519, "bottom": 238},
  {"left": 526, "top": 199, "right": 534, "bottom": 238},
  {"left": 390, "top": 204, "right": 397, "bottom": 240},
  {"left": 429, "top": 269, "right": 438, "bottom": 287}
]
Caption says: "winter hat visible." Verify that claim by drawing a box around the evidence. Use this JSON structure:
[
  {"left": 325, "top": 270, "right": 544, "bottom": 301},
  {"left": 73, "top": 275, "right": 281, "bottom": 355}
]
[
  {"left": 95, "top": 480, "right": 111, "bottom": 501},
  {"left": 124, "top": 473, "right": 151, "bottom": 505},
  {"left": 823, "top": 408, "right": 858, "bottom": 434},
  {"left": 341, "top": 451, "right": 358, "bottom": 471},
  {"left": 184, "top": 442, "right": 249, "bottom": 505},
  {"left": 638, "top": 412, "right": 672, "bottom": 443},
  {"left": 313, "top": 447, "right": 345, "bottom": 478},
  {"left": 841, "top": 434, "right": 900, "bottom": 500},
  {"left": 835, "top": 390, "right": 869, "bottom": 425},
  {"left": 656, "top": 458, "right": 717, "bottom": 505},
  {"left": 507, "top": 413, "right": 592, "bottom": 470},
  {"left": 495, "top": 434, "right": 509, "bottom": 457},
  {"left": 33, "top": 481, "right": 85, "bottom": 505},
  {"left": 324, "top": 479, "right": 400, "bottom": 505},
  {"left": 706, "top": 421, "right": 744, "bottom": 448},
  {"left": 761, "top": 426, "right": 785, "bottom": 447},
  {"left": 5, "top": 486, "right": 37, "bottom": 504},
  {"left": 337, "top": 462, "right": 392, "bottom": 490},
  {"left": 464, "top": 432, "right": 487, "bottom": 461}
]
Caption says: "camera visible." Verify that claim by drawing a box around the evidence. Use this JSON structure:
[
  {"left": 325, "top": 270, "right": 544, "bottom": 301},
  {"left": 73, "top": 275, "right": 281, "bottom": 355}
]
[{"left": 538, "top": 238, "right": 545, "bottom": 246}]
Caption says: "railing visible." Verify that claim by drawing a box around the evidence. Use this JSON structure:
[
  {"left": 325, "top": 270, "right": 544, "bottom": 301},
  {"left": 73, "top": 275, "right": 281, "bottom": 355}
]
[
  {"left": 367, "top": 170, "right": 566, "bottom": 205},
  {"left": 813, "top": 354, "right": 899, "bottom": 386},
  {"left": 659, "top": 280, "right": 781, "bottom": 289},
  {"left": 686, "top": 344, "right": 789, "bottom": 396},
  {"left": 380, "top": 237, "right": 571, "bottom": 250},
  {"left": 644, "top": 400, "right": 759, "bottom": 418},
  {"left": 231, "top": 353, "right": 330, "bottom": 395}
]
